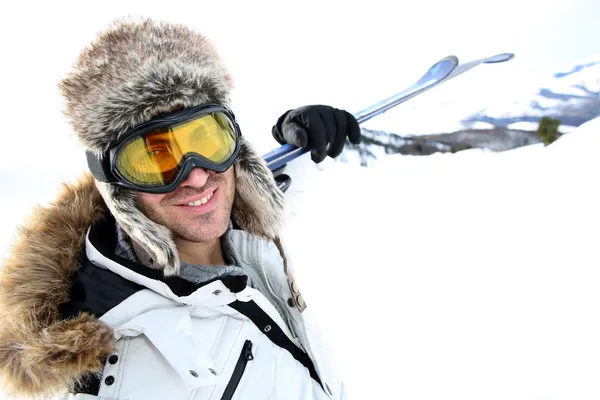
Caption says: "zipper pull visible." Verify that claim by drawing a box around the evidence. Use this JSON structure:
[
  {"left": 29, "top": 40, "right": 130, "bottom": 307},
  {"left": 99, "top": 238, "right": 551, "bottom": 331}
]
[{"left": 243, "top": 340, "right": 254, "bottom": 361}]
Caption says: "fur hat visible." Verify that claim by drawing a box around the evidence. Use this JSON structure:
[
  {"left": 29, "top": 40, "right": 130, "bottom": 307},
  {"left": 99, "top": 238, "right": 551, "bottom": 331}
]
[{"left": 59, "top": 17, "right": 284, "bottom": 276}]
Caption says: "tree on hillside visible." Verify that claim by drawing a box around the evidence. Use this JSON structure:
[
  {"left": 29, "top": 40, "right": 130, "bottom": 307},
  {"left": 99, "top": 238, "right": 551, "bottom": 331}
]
[{"left": 537, "top": 117, "right": 561, "bottom": 146}]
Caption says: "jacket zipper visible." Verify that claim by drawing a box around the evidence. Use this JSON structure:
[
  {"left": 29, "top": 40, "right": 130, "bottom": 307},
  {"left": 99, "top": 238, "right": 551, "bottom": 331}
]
[{"left": 220, "top": 340, "right": 254, "bottom": 400}]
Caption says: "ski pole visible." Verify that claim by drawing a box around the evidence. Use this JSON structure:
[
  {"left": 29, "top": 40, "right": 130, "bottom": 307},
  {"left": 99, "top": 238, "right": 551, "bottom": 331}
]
[{"left": 263, "top": 52, "right": 514, "bottom": 171}]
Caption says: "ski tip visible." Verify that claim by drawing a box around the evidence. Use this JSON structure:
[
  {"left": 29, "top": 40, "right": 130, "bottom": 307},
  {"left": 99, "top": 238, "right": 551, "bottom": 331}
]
[
  {"left": 424, "top": 55, "right": 459, "bottom": 82},
  {"left": 484, "top": 53, "right": 515, "bottom": 64},
  {"left": 436, "top": 55, "right": 460, "bottom": 67}
]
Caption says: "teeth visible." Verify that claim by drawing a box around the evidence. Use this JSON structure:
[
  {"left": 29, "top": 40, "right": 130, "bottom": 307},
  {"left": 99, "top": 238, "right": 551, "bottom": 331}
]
[{"left": 186, "top": 191, "right": 213, "bottom": 206}]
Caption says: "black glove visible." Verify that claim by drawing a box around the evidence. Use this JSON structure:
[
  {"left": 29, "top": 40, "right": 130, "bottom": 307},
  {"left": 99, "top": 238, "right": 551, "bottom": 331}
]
[{"left": 272, "top": 105, "right": 361, "bottom": 163}]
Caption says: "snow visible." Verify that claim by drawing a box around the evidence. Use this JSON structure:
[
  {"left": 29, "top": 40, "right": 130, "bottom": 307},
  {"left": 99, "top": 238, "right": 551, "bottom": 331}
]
[
  {"left": 550, "top": 54, "right": 600, "bottom": 92},
  {"left": 464, "top": 121, "right": 496, "bottom": 130},
  {"left": 507, "top": 121, "right": 576, "bottom": 133},
  {"left": 279, "top": 117, "right": 600, "bottom": 400},
  {"left": 469, "top": 54, "right": 600, "bottom": 124}
]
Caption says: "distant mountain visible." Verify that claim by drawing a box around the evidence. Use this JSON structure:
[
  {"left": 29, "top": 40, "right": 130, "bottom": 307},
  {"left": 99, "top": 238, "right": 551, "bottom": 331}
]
[
  {"left": 341, "top": 127, "right": 545, "bottom": 166},
  {"left": 340, "top": 128, "right": 452, "bottom": 166},
  {"left": 340, "top": 54, "right": 599, "bottom": 166},
  {"left": 462, "top": 54, "right": 600, "bottom": 129}
]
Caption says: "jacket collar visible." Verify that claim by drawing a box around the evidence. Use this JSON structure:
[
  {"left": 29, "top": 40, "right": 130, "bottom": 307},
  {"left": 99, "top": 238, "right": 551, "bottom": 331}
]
[{"left": 86, "top": 214, "right": 249, "bottom": 298}]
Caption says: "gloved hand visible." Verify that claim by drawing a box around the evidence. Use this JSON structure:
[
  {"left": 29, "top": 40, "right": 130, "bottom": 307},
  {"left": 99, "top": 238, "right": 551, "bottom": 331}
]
[{"left": 272, "top": 105, "right": 361, "bottom": 163}]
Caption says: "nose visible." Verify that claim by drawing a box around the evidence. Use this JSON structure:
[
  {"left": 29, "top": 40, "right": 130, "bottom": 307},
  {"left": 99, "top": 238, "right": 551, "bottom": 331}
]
[{"left": 179, "top": 167, "right": 212, "bottom": 188}]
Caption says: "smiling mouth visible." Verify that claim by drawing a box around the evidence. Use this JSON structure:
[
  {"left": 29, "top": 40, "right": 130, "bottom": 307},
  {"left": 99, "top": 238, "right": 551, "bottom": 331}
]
[
  {"left": 183, "top": 191, "right": 214, "bottom": 206},
  {"left": 173, "top": 188, "right": 218, "bottom": 213}
]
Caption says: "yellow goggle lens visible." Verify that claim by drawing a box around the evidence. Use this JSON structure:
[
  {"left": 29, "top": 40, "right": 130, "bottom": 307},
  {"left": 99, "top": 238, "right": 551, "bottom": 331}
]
[{"left": 115, "top": 112, "right": 237, "bottom": 186}]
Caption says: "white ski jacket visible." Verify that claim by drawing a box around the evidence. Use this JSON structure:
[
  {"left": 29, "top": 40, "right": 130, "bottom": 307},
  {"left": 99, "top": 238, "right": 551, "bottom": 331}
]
[
  {"left": 0, "top": 175, "right": 346, "bottom": 400},
  {"left": 70, "top": 223, "right": 343, "bottom": 400}
]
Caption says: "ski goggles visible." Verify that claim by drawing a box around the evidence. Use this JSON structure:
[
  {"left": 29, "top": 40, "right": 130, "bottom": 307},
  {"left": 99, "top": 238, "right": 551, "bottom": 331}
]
[{"left": 86, "top": 104, "right": 241, "bottom": 193}]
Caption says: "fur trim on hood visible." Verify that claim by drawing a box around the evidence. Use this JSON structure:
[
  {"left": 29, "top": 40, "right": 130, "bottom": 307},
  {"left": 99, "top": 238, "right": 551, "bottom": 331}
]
[
  {"left": 57, "top": 17, "right": 285, "bottom": 276},
  {"left": 0, "top": 174, "right": 115, "bottom": 398}
]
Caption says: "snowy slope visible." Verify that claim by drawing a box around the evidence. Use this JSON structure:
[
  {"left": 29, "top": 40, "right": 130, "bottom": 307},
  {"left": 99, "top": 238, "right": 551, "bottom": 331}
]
[
  {"left": 279, "top": 117, "right": 600, "bottom": 400},
  {"left": 464, "top": 54, "right": 600, "bottom": 129},
  {"left": 507, "top": 121, "right": 576, "bottom": 133}
]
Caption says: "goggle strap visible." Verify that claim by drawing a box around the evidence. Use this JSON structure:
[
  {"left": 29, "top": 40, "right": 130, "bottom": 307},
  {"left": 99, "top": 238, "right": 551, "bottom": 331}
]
[{"left": 86, "top": 150, "right": 114, "bottom": 183}]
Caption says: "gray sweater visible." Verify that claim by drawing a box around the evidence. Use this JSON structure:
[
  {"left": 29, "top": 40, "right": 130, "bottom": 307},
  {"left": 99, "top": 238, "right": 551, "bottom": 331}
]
[{"left": 114, "top": 222, "right": 253, "bottom": 287}]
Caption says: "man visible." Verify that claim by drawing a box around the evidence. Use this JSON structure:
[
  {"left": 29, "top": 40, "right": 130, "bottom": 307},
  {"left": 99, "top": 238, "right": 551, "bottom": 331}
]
[{"left": 0, "top": 17, "right": 361, "bottom": 400}]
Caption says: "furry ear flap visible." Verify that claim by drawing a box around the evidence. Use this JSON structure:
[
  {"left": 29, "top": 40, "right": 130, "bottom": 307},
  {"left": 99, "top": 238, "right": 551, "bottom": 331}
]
[
  {"left": 95, "top": 181, "right": 181, "bottom": 276},
  {"left": 231, "top": 138, "right": 286, "bottom": 240}
]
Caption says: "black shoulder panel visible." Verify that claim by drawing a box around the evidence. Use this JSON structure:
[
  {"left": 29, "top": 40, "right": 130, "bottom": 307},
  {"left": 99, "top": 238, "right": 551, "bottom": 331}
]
[{"left": 59, "top": 255, "right": 144, "bottom": 320}]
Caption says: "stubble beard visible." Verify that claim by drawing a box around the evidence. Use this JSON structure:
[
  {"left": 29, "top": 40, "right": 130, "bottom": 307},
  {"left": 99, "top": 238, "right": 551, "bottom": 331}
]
[{"left": 137, "top": 172, "right": 236, "bottom": 244}]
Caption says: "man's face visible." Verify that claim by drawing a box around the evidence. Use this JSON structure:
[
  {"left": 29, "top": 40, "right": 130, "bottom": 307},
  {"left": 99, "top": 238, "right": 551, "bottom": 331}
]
[{"left": 136, "top": 166, "right": 236, "bottom": 243}]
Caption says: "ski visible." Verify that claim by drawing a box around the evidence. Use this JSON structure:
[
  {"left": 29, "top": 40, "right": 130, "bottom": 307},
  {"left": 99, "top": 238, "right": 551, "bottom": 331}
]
[
  {"left": 443, "top": 53, "right": 514, "bottom": 81},
  {"left": 263, "top": 52, "right": 514, "bottom": 171}
]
